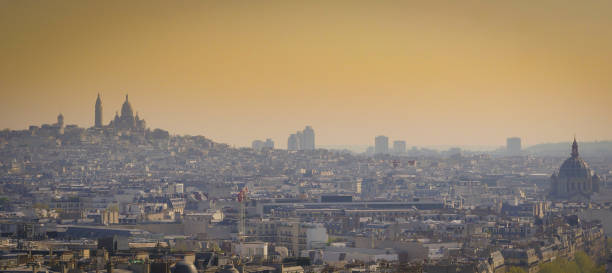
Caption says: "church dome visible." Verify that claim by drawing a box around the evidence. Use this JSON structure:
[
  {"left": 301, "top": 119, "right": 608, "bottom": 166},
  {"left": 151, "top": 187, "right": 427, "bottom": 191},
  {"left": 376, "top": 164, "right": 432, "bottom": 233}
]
[
  {"left": 559, "top": 157, "right": 590, "bottom": 178},
  {"left": 171, "top": 261, "right": 197, "bottom": 273},
  {"left": 121, "top": 94, "right": 134, "bottom": 118},
  {"left": 558, "top": 138, "right": 591, "bottom": 178}
]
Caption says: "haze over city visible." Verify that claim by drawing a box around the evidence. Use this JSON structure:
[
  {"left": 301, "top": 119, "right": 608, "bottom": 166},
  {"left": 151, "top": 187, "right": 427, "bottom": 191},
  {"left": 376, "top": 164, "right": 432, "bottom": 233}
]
[
  {"left": 4, "top": 1, "right": 612, "bottom": 273},
  {"left": 2, "top": 0, "right": 612, "bottom": 148}
]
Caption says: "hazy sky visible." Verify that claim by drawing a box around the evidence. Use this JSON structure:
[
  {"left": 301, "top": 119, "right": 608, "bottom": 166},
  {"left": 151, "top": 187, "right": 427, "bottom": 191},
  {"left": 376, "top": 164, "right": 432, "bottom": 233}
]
[{"left": 1, "top": 1, "right": 611, "bottom": 148}]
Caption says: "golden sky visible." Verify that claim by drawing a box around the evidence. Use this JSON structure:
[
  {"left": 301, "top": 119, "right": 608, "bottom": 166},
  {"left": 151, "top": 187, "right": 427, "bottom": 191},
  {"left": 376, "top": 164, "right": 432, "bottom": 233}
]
[{"left": 1, "top": 0, "right": 611, "bottom": 148}]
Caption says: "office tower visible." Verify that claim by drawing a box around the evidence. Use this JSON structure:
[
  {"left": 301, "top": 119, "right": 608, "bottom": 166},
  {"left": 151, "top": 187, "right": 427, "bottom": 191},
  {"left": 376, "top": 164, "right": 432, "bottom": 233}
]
[
  {"left": 296, "top": 131, "right": 303, "bottom": 150},
  {"left": 506, "top": 137, "right": 521, "bottom": 155},
  {"left": 254, "top": 138, "right": 274, "bottom": 151},
  {"left": 393, "top": 140, "right": 406, "bottom": 154},
  {"left": 287, "top": 126, "right": 315, "bottom": 151},
  {"left": 95, "top": 93, "right": 103, "bottom": 128},
  {"left": 302, "top": 126, "right": 315, "bottom": 150},
  {"left": 264, "top": 138, "right": 274, "bottom": 149},
  {"left": 374, "top": 135, "right": 389, "bottom": 154},
  {"left": 288, "top": 134, "right": 299, "bottom": 151}
]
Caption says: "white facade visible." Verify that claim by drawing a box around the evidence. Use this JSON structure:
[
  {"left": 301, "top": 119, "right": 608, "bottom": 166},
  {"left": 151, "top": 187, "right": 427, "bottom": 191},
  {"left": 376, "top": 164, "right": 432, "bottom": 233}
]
[
  {"left": 236, "top": 242, "right": 268, "bottom": 259},
  {"left": 305, "top": 223, "right": 328, "bottom": 249},
  {"left": 314, "top": 247, "right": 398, "bottom": 264}
]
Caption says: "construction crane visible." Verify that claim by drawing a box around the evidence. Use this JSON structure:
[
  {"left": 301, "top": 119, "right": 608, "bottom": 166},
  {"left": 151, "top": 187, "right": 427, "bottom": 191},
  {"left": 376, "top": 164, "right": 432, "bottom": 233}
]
[{"left": 237, "top": 186, "right": 248, "bottom": 242}]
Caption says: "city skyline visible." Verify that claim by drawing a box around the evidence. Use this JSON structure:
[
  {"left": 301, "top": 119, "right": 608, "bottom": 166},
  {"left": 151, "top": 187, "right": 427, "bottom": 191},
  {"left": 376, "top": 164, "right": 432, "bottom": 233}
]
[
  {"left": 1, "top": 2, "right": 612, "bottom": 271},
  {"left": 2, "top": 1, "right": 612, "bottom": 148},
  {"left": 1, "top": 92, "right": 610, "bottom": 150}
]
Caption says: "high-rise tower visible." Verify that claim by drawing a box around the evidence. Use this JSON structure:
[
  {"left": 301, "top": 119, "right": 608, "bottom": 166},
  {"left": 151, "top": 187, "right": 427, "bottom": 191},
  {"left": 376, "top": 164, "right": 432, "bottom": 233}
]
[
  {"left": 95, "top": 93, "right": 103, "bottom": 128},
  {"left": 302, "top": 126, "right": 315, "bottom": 150},
  {"left": 375, "top": 135, "right": 389, "bottom": 154},
  {"left": 506, "top": 137, "right": 521, "bottom": 156},
  {"left": 392, "top": 140, "right": 406, "bottom": 154},
  {"left": 288, "top": 133, "right": 299, "bottom": 151},
  {"left": 287, "top": 126, "right": 315, "bottom": 151}
]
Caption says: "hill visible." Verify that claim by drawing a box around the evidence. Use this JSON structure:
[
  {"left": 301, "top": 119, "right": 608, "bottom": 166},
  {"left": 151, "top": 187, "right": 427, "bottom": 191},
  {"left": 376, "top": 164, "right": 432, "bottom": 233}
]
[{"left": 526, "top": 141, "right": 612, "bottom": 157}]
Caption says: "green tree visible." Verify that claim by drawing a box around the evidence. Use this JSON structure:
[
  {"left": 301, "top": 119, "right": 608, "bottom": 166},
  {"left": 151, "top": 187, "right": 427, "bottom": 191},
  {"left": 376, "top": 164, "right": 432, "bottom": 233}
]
[
  {"left": 33, "top": 203, "right": 49, "bottom": 209},
  {"left": 539, "top": 257, "right": 579, "bottom": 273},
  {"left": 538, "top": 253, "right": 604, "bottom": 273},
  {"left": 508, "top": 266, "right": 527, "bottom": 273},
  {"left": 211, "top": 243, "right": 223, "bottom": 254},
  {"left": 575, "top": 251, "right": 595, "bottom": 273}
]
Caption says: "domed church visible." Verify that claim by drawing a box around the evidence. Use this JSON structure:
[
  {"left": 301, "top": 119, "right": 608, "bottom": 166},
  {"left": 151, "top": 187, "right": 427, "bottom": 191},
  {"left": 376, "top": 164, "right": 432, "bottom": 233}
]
[
  {"left": 550, "top": 138, "right": 600, "bottom": 201},
  {"left": 107, "top": 94, "right": 146, "bottom": 132}
]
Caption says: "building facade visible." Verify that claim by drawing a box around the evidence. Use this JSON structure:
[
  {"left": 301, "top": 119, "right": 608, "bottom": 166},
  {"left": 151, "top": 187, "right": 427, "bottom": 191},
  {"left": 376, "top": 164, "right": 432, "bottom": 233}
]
[
  {"left": 93, "top": 94, "right": 146, "bottom": 132},
  {"left": 506, "top": 137, "right": 521, "bottom": 156},
  {"left": 287, "top": 126, "right": 315, "bottom": 151},
  {"left": 392, "top": 140, "right": 406, "bottom": 154},
  {"left": 302, "top": 126, "right": 315, "bottom": 150},
  {"left": 375, "top": 136, "right": 389, "bottom": 154}
]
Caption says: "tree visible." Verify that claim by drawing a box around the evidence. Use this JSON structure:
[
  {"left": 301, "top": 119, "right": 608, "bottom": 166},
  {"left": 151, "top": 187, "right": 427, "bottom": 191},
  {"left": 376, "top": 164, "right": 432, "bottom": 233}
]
[
  {"left": 33, "top": 203, "right": 49, "bottom": 209},
  {"left": 538, "top": 253, "right": 604, "bottom": 273},
  {"left": 538, "top": 257, "right": 579, "bottom": 273},
  {"left": 508, "top": 267, "right": 527, "bottom": 273},
  {"left": 575, "top": 251, "right": 595, "bottom": 273}
]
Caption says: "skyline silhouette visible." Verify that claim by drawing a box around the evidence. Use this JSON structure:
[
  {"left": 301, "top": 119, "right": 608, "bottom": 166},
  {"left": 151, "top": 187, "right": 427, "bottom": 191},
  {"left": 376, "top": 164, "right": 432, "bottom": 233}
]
[
  {"left": 3, "top": 92, "right": 610, "bottom": 152},
  {"left": 1, "top": 1, "right": 612, "bottom": 147}
]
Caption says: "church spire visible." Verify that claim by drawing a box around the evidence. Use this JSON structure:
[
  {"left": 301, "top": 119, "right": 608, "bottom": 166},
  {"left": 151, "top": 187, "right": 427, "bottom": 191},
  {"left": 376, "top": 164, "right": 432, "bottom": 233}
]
[
  {"left": 95, "top": 93, "right": 103, "bottom": 128},
  {"left": 571, "top": 136, "right": 579, "bottom": 158}
]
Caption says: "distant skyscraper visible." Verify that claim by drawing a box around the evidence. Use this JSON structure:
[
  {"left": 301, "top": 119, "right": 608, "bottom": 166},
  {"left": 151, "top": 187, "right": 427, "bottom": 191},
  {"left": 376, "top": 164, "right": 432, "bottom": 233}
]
[
  {"left": 302, "top": 126, "right": 315, "bottom": 150},
  {"left": 288, "top": 134, "right": 299, "bottom": 151},
  {"left": 253, "top": 138, "right": 275, "bottom": 151},
  {"left": 392, "top": 140, "right": 406, "bottom": 154},
  {"left": 375, "top": 135, "right": 389, "bottom": 154},
  {"left": 287, "top": 126, "right": 315, "bottom": 151},
  {"left": 95, "top": 93, "right": 103, "bottom": 128},
  {"left": 296, "top": 131, "right": 303, "bottom": 150},
  {"left": 264, "top": 138, "right": 274, "bottom": 149},
  {"left": 506, "top": 137, "right": 522, "bottom": 155}
]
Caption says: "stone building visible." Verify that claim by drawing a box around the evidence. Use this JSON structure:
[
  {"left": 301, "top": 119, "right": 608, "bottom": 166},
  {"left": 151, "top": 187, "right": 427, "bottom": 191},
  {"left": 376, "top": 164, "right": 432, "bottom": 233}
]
[{"left": 550, "top": 138, "right": 600, "bottom": 201}]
